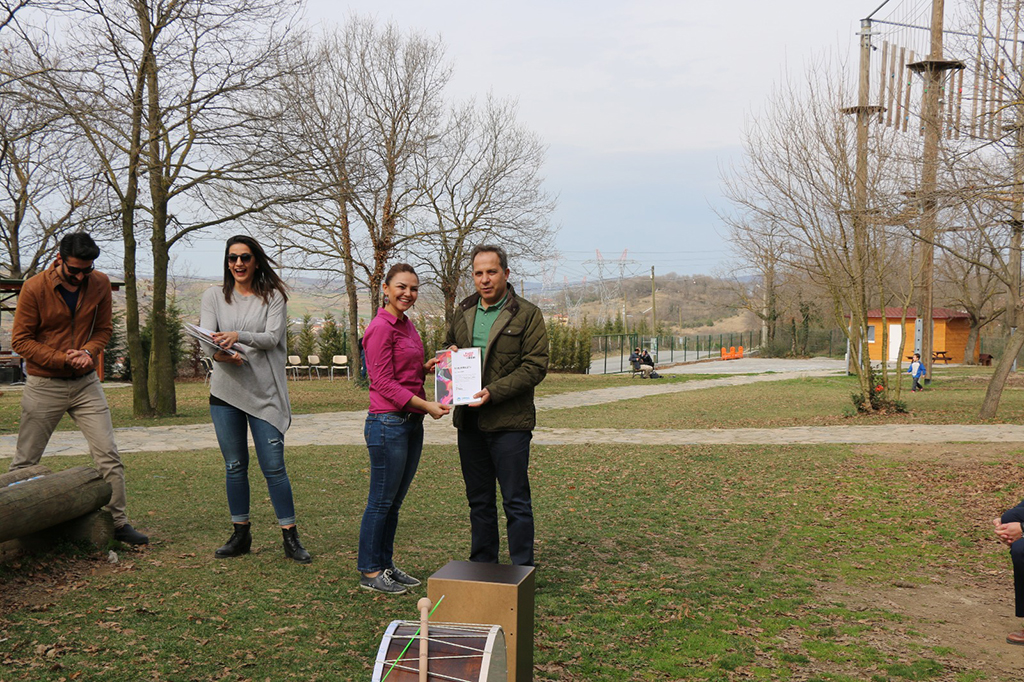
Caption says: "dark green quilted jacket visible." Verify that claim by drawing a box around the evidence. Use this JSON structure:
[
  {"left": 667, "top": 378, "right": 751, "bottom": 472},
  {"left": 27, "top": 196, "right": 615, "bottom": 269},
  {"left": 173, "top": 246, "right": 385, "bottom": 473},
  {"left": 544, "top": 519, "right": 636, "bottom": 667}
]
[{"left": 444, "top": 286, "right": 548, "bottom": 431}]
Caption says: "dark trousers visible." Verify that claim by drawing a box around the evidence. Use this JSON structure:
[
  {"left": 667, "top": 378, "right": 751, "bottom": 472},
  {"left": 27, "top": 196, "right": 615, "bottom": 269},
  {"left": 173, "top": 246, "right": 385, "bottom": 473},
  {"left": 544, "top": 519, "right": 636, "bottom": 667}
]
[
  {"left": 1002, "top": 500, "right": 1024, "bottom": 617},
  {"left": 457, "top": 416, "right": 534, "bottom": 566}
]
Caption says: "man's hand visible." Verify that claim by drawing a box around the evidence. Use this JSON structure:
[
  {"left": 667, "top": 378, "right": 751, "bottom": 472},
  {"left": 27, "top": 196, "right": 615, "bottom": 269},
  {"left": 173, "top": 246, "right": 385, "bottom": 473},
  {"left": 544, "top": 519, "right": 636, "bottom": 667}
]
[
  {"left": 66, "top": 349, "right": 94, "bottom": 370},
  {"left": 468, "top": 387, "right": 491, "bottom": 407},
  {"left": 213, "top": 350, "right": 244, "bottom": 366},
  {"left": 994, "top": 517, "right": 1023, "bottom": 546}
]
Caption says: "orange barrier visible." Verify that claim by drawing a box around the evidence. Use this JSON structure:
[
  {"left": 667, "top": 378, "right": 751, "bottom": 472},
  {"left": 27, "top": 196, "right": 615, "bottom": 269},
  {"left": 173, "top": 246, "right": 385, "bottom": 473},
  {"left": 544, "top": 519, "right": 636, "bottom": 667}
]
[{"left": 720, "top": 346, "right": 744, "bottom": 360}]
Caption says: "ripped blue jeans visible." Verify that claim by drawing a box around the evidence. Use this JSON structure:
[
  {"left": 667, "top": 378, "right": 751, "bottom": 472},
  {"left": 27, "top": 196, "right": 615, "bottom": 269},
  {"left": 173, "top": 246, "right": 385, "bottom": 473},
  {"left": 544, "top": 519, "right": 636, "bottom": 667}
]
[{"left": 210, "top": 403, "right": 296, "bottom": 526}]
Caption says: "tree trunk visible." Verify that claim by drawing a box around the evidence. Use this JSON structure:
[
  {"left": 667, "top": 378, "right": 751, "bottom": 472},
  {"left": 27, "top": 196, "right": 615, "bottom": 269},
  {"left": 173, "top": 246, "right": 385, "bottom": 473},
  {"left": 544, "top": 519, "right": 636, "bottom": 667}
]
[
  {"left": 142, "top": 23, "right": 176, "bottom": 416},
  {"left": 0, "top": 466, "right": 112, "bottom": 543},
  {"left": 125, "top": 0, "right": 154, "bottom": 417},
  {"left": 339, "top": 202, "right": 360, "bottom": 380},
  {"left": 964, "top": 324, "right": 980, "bottom": 365},
  {"left": 979, "top": 326, "right": 1024, "bottom": 419},
  {"left": 442, "top": 275, "right": 459, "bottom": 326},
  {"left": 123, "top": 207, "right": 151, "bottom": 416}
]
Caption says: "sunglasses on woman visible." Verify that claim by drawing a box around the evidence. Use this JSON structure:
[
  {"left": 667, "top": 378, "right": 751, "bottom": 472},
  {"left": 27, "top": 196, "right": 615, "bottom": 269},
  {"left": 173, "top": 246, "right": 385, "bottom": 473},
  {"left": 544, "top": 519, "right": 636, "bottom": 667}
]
[
  {"left": 227, "top": 253, "right": 253, "bottom": 263},
  {"left": 64, "top": 262, "right": 95, "bottom": 275}
]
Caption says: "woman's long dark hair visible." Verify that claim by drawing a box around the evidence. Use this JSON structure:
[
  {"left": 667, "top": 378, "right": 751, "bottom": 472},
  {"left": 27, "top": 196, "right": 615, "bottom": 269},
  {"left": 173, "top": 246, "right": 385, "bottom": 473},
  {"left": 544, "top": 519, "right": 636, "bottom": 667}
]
[{"left": 222, "top": 235, "right": 288, "bottom": 304}]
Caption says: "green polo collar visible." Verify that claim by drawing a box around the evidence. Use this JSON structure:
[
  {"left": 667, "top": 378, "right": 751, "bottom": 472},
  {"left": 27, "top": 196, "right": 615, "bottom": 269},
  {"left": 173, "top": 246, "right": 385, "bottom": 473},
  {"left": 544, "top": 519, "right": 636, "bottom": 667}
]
[{"left": 476, "top": 289, "right": 509, "bottom": 313}]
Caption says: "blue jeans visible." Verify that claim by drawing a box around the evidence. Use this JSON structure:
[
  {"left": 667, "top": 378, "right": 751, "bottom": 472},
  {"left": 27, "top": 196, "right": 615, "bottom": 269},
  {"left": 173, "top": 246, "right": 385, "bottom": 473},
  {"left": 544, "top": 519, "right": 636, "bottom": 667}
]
[
  {"left": 358, "top": 412, "right": 424, "bottom": 573},
  {"left": 210, "top": 403, "right": 296, "bottom": 526}
]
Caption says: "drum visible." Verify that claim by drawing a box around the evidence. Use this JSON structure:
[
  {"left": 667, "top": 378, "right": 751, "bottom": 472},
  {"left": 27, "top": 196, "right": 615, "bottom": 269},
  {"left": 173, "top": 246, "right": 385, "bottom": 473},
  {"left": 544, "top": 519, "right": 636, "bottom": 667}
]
[{"left": 372, "top": 621, "right": 507, "bottom": 682}]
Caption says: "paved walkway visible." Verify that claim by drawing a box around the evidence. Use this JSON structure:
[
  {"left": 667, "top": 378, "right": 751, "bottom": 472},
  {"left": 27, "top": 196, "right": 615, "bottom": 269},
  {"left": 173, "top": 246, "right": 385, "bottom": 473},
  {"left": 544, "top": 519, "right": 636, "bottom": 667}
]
[{"left": 1, "top": 357, "right": 1015, "bottom": 457}]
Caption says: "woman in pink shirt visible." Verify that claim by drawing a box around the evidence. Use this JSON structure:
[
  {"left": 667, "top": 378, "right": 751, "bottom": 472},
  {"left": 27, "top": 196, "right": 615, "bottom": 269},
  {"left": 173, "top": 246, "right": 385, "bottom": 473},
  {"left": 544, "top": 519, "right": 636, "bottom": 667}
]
[{"left": 358, "top": 263, "right": 450, "bottom": 594}]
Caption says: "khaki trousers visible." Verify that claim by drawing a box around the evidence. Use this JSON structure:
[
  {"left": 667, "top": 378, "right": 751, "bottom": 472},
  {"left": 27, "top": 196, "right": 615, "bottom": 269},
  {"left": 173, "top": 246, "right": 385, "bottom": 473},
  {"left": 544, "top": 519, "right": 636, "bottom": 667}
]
[{"left": 10, "top": 373, "right": 128, "bottom": 527}]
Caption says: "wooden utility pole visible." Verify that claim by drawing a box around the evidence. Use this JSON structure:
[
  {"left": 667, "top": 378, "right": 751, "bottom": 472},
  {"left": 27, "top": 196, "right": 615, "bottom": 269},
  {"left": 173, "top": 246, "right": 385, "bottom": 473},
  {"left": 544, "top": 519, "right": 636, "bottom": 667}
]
[
  {"left": 842, "top": 18, "right": 882, "bottom": 377},
  {"left": 650, "top": 266, "right": 656, "bottom": 333},
  {"left": 909, "top": 0, "right": 961, "bottom": 381}
]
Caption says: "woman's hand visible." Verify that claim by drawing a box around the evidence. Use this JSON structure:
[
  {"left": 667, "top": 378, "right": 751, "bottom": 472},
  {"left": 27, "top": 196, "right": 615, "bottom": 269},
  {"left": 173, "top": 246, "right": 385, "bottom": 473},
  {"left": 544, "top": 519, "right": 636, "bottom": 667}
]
[
  {"left": 424, "top": 357, "right": 439, "bottom": 372},
  {"left": 213, "top": 350, "right": 244, "bottom": 366},
  {"left": 424, "top": 402, "right": 451, "bottom": 420},
  {"left": 212, "top": 331, "right": 239, "bottom": 350}
]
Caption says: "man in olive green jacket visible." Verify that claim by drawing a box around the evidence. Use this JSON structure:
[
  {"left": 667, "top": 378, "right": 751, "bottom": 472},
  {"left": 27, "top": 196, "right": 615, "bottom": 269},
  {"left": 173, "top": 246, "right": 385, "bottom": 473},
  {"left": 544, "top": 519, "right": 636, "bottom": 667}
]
[{"left": 444, "top": 245, "right": 548, "bottom": 566}]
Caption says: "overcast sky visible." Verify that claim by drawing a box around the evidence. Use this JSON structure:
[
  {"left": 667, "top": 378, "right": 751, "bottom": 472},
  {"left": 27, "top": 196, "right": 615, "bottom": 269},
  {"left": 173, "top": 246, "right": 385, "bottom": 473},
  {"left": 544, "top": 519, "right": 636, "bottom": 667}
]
[{"left": 168, "top": 1, "right": 870, "bottom": 281}]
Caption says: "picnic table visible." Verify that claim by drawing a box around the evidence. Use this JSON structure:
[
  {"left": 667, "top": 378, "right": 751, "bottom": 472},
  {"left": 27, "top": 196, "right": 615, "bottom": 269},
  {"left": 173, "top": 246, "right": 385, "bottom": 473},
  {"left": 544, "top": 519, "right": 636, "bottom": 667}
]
[{"left": 932, "top": 350, "right": 950, "bottom": 364}]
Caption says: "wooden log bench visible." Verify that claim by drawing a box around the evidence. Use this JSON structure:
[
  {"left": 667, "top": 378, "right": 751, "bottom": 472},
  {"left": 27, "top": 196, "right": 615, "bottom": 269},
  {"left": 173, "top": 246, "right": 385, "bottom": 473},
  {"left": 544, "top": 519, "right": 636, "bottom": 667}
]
[{"left": 0, "top": 466, "right": 115, "bottom": 562}]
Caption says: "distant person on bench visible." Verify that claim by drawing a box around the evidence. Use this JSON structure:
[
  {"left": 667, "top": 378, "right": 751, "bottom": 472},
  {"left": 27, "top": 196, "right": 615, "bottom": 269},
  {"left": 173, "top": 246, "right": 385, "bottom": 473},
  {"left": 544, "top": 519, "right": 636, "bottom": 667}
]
[
  {"left": 629, "top": 347, "right": 652, "bottom": 378},
  {"left": 641, "top": 348, "right": 661, "bottom": 378}
]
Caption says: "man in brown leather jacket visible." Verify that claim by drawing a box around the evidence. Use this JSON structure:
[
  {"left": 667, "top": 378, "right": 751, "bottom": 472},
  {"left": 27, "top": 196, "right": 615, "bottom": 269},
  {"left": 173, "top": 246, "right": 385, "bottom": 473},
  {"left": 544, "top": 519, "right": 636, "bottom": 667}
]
[
  {"left": 444, "top": 244, "right": 548, "bottom": 566},
  {"left": 9, "top": 232, "right": 148, "bottom": 545}
]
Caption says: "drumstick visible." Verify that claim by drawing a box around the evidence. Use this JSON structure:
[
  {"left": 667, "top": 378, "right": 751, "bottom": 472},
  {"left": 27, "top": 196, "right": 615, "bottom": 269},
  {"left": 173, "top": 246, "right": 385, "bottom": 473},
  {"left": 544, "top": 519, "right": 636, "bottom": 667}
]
[
  {"left": 381, "top": 595, "right": 445, "bottom": 682},
  {"left": 418, "top": 598, "right": 431, "bottom": 682}
]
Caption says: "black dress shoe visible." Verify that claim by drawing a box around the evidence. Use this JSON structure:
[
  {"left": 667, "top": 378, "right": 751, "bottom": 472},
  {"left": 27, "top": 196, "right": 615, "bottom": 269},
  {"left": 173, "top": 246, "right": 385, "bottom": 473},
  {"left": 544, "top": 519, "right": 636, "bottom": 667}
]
[
  {"left": 114, "top": 524, "right": 149, "bottom": 545},
  {"left": 214, "top": 523, "right": 252, "bottom": 558},
  {"left": 282, "top": 526, "right": 311, "bottom": 564}
]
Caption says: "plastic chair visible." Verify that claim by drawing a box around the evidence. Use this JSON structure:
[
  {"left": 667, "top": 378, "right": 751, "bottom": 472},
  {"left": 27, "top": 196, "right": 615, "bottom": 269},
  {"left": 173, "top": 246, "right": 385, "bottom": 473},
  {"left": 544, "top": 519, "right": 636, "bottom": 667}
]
[
  {"left": 286, "top": 355, "right": 307, "bottom": 380},
  {"left": 201, "top": 356, "right": 214, "bottom": 385},
  {"left": 330, "top": 355, "right": 350, "bottom": 380},
  {"left": 307, "top": 354, "right": 328, "bottom": 379}
]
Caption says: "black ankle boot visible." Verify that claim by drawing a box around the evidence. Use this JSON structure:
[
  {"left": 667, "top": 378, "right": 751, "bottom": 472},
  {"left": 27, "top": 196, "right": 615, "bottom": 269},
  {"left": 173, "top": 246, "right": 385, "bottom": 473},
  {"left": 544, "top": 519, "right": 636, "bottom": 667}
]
[
  {"left": 282, "top": 526, "right": 311, "bottom": 564},
  {"left": 214, "top": 523, "right": 252, "bottom": 558}
]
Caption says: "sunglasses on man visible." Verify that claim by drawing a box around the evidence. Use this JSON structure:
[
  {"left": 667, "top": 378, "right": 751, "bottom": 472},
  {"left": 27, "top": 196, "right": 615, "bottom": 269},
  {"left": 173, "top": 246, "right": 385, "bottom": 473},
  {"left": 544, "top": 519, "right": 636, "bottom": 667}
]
[
  {"left": 63, "top": 262, "right": 95, "bottom": 276},
  {"left": 227, "top": 253, "right": 253, "bottom": 263}
]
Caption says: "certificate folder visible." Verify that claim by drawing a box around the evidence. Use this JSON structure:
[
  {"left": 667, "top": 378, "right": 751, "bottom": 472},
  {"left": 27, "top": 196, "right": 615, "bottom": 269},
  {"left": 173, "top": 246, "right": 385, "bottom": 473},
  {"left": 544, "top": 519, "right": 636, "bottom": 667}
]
[{"left": 435, "top": 348, "right": 482, "bottom": 406}]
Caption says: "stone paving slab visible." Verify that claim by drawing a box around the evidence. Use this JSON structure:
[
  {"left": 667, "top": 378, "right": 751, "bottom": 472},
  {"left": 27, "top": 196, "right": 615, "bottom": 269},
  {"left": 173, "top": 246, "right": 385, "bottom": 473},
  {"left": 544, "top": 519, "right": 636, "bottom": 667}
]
[
  {"left": 5, "top": 417, "right": 1024, "bottom": 459},
  {"left": 529, "top": 424, "right": 1024, "bottom": 445}
]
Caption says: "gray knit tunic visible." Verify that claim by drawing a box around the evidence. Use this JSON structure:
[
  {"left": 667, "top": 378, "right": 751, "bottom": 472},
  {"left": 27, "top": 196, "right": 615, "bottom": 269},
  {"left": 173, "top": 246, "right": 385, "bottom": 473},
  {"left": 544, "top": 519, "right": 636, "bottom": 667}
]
[{"left": 200, "top": 286, "right": 291, "bottom": 434}]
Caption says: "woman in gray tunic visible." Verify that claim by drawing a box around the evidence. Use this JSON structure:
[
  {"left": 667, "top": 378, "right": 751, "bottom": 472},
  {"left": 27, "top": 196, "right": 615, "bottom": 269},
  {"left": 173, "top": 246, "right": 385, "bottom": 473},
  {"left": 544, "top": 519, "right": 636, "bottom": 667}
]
[{"left": 200, "top": 235, "right": 310, "bottom": 563}]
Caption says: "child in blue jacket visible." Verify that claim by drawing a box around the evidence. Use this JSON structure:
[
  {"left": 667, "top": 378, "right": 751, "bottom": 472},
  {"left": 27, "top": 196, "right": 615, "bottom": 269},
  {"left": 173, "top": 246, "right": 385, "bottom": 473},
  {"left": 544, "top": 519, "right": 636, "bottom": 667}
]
[{"left": 908, "top": 353, "right": 925, "bottom": 391}]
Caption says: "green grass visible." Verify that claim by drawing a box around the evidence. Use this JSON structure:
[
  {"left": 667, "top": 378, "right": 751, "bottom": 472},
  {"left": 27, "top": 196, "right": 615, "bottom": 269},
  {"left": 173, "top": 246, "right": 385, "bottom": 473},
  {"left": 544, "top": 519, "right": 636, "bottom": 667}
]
[
  {"left": 0, "top": 441, "right": 1008, "bottom": 680},
  {"left": 539, "top": 372, "right": 1024, "bottom": 430},
  {"left": 1, "top": 365, "right": 1021, "bottom": 679}
]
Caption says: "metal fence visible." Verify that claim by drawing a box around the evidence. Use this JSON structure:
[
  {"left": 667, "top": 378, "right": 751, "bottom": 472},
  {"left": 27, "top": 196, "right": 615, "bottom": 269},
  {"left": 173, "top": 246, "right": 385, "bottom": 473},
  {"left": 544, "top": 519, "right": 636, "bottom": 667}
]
[
  {"left": 980, "top": 335, "right": 1024, "bottom": 365},
  {"left": 590, "top": 331, "right": 761, "bottom": 374},
  {"left": 589, "top": 329, "right": 846, "bottom": 374},
  {"left": 767, "top": 328, "right": 845, "bottom": 359}
]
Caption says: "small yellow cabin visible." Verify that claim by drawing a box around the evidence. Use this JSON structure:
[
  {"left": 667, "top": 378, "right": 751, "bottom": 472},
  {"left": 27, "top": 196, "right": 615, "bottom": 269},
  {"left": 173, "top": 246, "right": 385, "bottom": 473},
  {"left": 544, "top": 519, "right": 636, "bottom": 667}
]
[{"left": 863, "top": 307, "right": 978, "bottom": 364}]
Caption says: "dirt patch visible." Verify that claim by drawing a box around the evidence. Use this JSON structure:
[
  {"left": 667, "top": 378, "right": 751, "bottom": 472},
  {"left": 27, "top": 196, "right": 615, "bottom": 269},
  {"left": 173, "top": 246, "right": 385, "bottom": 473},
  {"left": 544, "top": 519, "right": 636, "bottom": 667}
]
[
  {"left": 0, "top": 553, "right": 121, "bottom": 618},
  {"left": 852, "top": 442, "right": 1024, "bottom": 464},
  {"left": 817, "top": 577, "right": 1024, "bottom": 680},
  {"left": 962, "top": 373, "right": 1024, "bottom": 387}
]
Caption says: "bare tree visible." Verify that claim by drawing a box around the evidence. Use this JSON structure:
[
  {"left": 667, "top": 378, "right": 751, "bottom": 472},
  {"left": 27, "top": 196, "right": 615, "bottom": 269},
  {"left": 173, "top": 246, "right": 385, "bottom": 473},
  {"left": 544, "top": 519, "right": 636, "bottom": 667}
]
[
  {"left": 722, "top": 65, "right": 919, "bottom": 405},
  {"left": 264, "top": 18, "right": 451, "bottom": 360},
  {"left": 721, "top": 217, "right": 791, "bottom": 347},
  {"left": 255, "top": 28, "right": 368, "bottom": 374},
  {"left": 416, "top": 96, "right": 556, "bottom": 322},
  {"left": 11, "top": 0, "right": 306, "bottom": 415},
  {"left": 934, "top": 216, "right": 1005, "bottom": 364},
  {"left": 344, "top": 18, "right": 450, "bottom": 312},
  {"left": 0, "top": 60, "right": 104, "bottom": 277},
  {"left": 0, "top": 0, "right": 30, "bottom": 32}
]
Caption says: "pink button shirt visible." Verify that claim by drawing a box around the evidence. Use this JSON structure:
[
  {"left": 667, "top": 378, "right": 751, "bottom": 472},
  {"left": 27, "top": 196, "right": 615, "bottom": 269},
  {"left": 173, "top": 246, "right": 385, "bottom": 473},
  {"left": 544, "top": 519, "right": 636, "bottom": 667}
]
[{"left": 363, "top": 308, "right": 427, "bottom": 414}]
